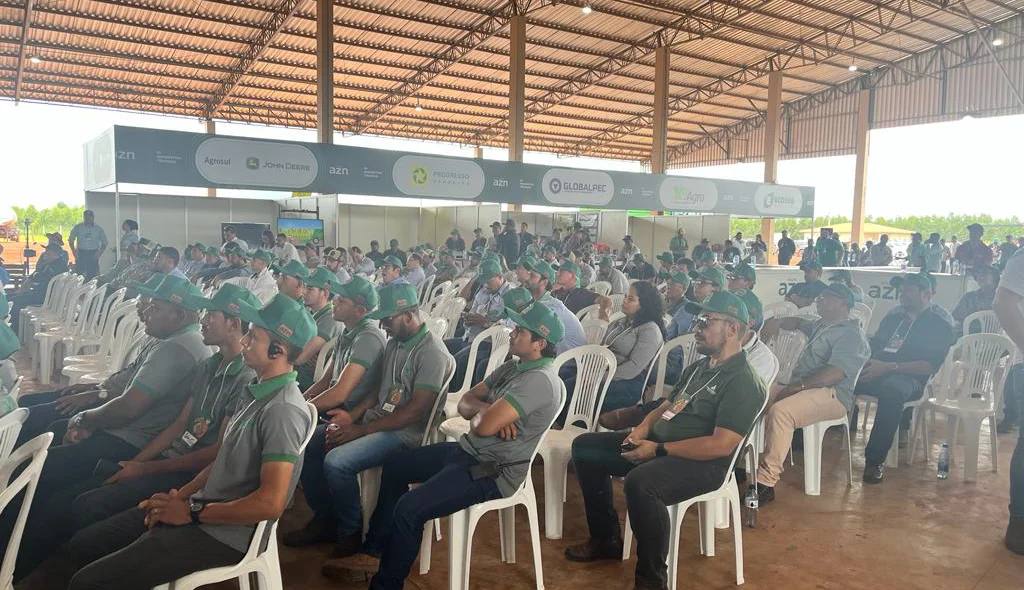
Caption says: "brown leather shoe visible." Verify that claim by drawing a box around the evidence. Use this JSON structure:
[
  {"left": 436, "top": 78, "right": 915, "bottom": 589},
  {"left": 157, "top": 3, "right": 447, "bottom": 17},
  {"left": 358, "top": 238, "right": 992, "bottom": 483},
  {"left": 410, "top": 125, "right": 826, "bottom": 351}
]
[
  {"left": 564, "top": 537, "right": 623, "bottom": 562},
  {"left": 328, "top": 532, "right": 363, "bottom": 559},
  {"left": 321, "top": 552, "right": 381, "bottom": 582}
]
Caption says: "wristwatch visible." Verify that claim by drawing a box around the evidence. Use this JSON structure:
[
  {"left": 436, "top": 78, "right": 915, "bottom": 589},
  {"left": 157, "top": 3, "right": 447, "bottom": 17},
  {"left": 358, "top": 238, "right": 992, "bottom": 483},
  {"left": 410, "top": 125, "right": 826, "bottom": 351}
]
[
  {"left": 189, "top": 499, "right": 206, "bottom": 525},
  {"left": 97, "top": 389, "right": 109, "bottom": 400},
  {"left": 655, "top": 443, "right": 668, "bottom": 458}
]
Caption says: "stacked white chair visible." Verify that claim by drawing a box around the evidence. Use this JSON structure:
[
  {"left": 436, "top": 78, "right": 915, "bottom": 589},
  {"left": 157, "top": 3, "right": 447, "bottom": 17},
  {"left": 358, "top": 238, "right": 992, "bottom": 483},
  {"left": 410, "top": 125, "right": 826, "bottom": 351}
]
[
  {"left": 622, "top": 397, "right": 768, "bottom": 588},
  {"left": 34, "top": 280, "right": 103, "bottom": 385},
  {"left": 538, "top": 346, "right": 617, "bottom": 539},
  {"left": 62, "top": 288, "right": 127, "bottom": 360},
  {"left": 425, "top": 316, "right": 448, "bottom": 339},
  {"left": 575, "top": 303, "right": 601, "bottom": 321},
  {"left": 68, "top": 318, "right": 146, "bottom": 386},
  {"left": 0, "top": 433, "right": 54, "bottom": 590},
  {"left": 152, "top": 404, "right": 318, "bottom": 590},
  {"left": 961, "top": 310, "right": 1003, "bottom": 336},
  {"left": 418, "top": 274, "right": 437, "bottom": 305},
  {"left": 17, "top": 271, "right": 73, "bottom": 344},
  {"left": 438, "top": 297, "right": 467, "bottom": 340},
  {"left": 909, "top": 334, "right": 1016, "bottom": 481},
  {"left": 589, "top": 281, "right": 611, "bottom": 296},
  {"left": 425, "top": 281, "right": 452, "bottom": 308},
  {"left": 61, "top": 300, "right": 139, "bottom": 384},
  {"left": 26, "top": 273, "right": 84, "bottom": 343},
  {"left": 581, "top": 318, "right": 609, "bottom": 345}
]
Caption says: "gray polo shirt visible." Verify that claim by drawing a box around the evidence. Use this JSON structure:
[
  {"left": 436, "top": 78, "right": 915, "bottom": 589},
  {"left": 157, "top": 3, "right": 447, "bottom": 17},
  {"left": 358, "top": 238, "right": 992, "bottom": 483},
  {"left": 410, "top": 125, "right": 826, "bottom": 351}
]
[
  {"left": 69, "top": 223, "right": 108, "bottom": 251},
  {"left": 329, "top": 319, "right": 387, "bottom": 410},
  {"left": 100, "top": 337, "right": 157, "bottom": 396},
  {"left": 104, "top": 325, "right": 212, "bottom": 449},
  {"left": 297, "top": 303, "right": 341, "bottom": 388},
  {"left": 458, "top": 358, "right": 561, "bottom": 497},
  {"left": 193, "top": 371, "right": 311, "bottom": 553},
  {"left": 791, "top": 318, "right": 871, "bottom": 409},
  {"left": 465, "top": 281, "right": 511, "bottom": 341},
  {"left": 361, "top": 323, "right": 450, "bottom": 447},
  {"left": 163, "top": 352, "right": 255, "bottom": 458}
]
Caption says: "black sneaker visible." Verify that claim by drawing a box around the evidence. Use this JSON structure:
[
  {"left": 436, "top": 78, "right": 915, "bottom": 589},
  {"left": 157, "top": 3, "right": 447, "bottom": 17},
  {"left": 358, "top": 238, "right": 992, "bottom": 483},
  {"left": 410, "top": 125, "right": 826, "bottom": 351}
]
[
  {"left": 1006, "top": 518, "right": 1024, "bottom": 555},
  {"left": 564, "top": 537, "right": 623, "bottom": 562},
  {"left": 757, "top": 485, "right": 775, "bottom": 506},
  {"left": 282, "top": 517, "right": 337, "bottom": 547},
  {"left": 862, "top": 462, "right": 884, "bottom": 484},
  {"left": 329, "top": 533, "right": 364, "bottom": 559}
]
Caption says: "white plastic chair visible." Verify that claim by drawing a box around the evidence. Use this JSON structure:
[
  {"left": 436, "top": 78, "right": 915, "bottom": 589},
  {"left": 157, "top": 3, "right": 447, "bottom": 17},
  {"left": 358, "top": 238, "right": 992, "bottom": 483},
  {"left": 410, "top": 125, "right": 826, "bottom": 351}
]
[
  {"left": 763, "top": 301, "right": 797, "bottom": 321},
  {"left": 18, "top": 272, "right": 73, "bottom": 344},
  {"left": 25, "top": 274, "right": 83, "bottom": 346},
  {"left": 313, "top": 336, "right": 338, "bottom": 382},
  {"left": 455, "top": 325, "right": 512, "bottom": 394},
  {"left": 589, "top": 281, "right": 611, "bottom": 296},
  {"left": 538, "top": 346, "right": 616, "bottom": 539},
  {"left": 152, "top": 403, "right": 317, "bottom": 590},
  {"left": 72, "top": 326, "right": 147, "bottom": 386},
  {"left": 441, "top": 382, "right": 567, "bottom": 590},
  {"left": 581, "top": 318, "right": 609, "bottom": 345},
  {"left": 622, "top": 397, "right": 768, "bottom": 588},
  {"left": 0, "top": 408, "right": 28, "bottom": 464},
  {"left": 609, "top": 293, "right": 625, "bottom": 313},
  {"left": 766, "top": 329, "right": 808, "bottom": 385},
  {"left": 850, "top": 303, "right": 872, "bottom": 330},
  {"left": 909, "top": 334, "right": 1016, "bottom": 481},
  {"left": 0, "top": 433, "right": 54, "bottom": 590},
  {"left": 61, "top": 302, "right": 139, "bottom": 381},
  {"left": 63, "top": 288, "right": 127, "bottom": 358},
  {"left": 575, "top": 303, "right": 601, "bottom": 321},
  {"left": 798, "top": 412, "right": 854, "bottom": 496},
  {"left": 34, "top": 280, "right": 102, "bottom": 384},
  {"left": 452, "top": 276, "right": 472, "bottom": 294},
  {"left": 643, "top": 334, "right": 700, "bottom": 402},
  {"left": 962, "top": 310, "right": 1003, "bottom": 336},
  {"left": 8, "top": 377, "right": 23, "bottom": 401},
  {"left": 425, "top": 280, "right": 452, "bottom": 306},
  {"left": 425, "top": 317, "right": 448, "bottom": 340},
  {"left": 418, "top": 274, "right": 437, "bottom": 304},
  {"left": 439, "top": 297, "right": 467, "bottom": 340}
]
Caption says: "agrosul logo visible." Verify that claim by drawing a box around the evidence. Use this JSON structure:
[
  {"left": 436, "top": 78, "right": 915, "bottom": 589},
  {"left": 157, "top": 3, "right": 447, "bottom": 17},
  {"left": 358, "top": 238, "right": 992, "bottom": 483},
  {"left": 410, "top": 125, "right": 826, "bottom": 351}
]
[
  {"left": 246, "top": 157, "right": 260, "bottom": 170},
  {"left": 411, "top": 165, "right": 429, "bottom": 186}
]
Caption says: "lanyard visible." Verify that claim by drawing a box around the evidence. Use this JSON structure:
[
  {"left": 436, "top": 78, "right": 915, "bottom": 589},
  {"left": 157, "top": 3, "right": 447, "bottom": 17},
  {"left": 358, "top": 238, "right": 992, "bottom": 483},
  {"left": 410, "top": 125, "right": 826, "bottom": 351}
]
[
  {"left": 392, "top": 333, "right": 427, "bottom": 385},
  {"left": 604, "top": 319, "right": 636, "bottom": 349},
  {"left": 669, "top": 365, "right": 722, "bottom": 407},
  {"left": 197, "top": 358, "right": 235, "bottom": 418}
]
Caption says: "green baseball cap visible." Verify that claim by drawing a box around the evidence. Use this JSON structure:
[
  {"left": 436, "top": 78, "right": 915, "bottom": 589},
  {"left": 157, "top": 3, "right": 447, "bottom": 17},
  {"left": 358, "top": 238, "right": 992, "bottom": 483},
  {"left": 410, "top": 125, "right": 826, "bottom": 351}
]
[
  {"left": 656, "top": 252, "right": 674, "bottom": 263},
  {"left": 194, "top": 283, "right": 262, "bottom": 317},
  {"left": 558, "top": 261, "right": 581, "bottom": 279},
  {"left": 523, "top": 259, "right": 555, "bottom": 286},
  {"left": 306, "top": 267, "right": 342, "bottom": 294},
  {"left": 822, "top": 283, "right": 856, "bottom": 307},
  {"left": 192, "top": 242, "right": 206, "bottom": 252},
  {"left": 381, "top": 255, "right": 404, "bottom": 268},
  {"left": 502, "top": 287, "right": 534, "bottom": 313},
  {"left": 236, "top": 294, "right": 317, "bottom": 350},
  {"left": 272, "top": 259, "right": 310, "bottom": 280},
  {"left": 250, "top": 249, "right": 274, "bottom": 265},
  {"left": 505, "top": 301, "right": 565, "bottom": 344},
  {"left": 735, "top": 289, "right": 764, "bottom": 328},
  {"left": 132, "top": 273, "right": 165, "bottom": 297},
  {"left": 696, "top": 249, "right": 715, "bottom": 262},
  {"left": 599, "top": 255, "right": 613, "bottom": 267},
  {"left": 685, "top": 290, "right": 749, "bottom": 325},
  {"left": 669, "top": 270, "right": 691, "bottom": 287},
  {"left": 367, "top": 283, "right": 420, "bottom": 320},
  {"left": 828, "top": 269, "right": 852, "bottom": 282},
  {"left": 726, "top": 262, "right": 756, "bottom": 285},
  {"left": 543, "top": 245, "right": 558, "bottom": 254},
  {"left": 890, "top": 272, "right": 934, "bottom": 292},
  {"left": 477, "top": 260, "right": 502, "bottom": 282},
  {"left": 135, "top": 275, "right": 204, "bottom": 312},
  {"left": 330, "top": 275, "right": 379, "bottom": 310},
  {"left": 204, "top": 246, "right": 220, "bottom": 256},
  {"left": 633, "top": 253, "right": 645, "bottom": 262},
  {"left": 482, "top": 251, "right": 500, "bottom": 264},
  {"left": 0, "top": 321, "right": 19, "bottom": 361},
  {"left": 693, "top": 266, "right": 726, "bottom": 288}
]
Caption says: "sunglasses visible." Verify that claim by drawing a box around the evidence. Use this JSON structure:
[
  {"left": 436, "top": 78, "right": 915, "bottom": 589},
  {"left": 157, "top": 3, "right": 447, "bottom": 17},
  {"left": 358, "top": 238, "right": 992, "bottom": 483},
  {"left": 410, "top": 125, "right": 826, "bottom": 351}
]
[
  {"left": 693, "top": 279, "right": 718, "bottom": 289},
  {"left": 691, "top": 315, "right": 729, "bottom": 331}
]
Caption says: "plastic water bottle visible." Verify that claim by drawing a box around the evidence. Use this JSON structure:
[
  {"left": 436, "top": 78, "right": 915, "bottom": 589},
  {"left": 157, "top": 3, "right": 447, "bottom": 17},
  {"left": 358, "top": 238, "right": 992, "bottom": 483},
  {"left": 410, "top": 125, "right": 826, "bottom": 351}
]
[
  {"left": 937, "top": 443, "right": 950, "bottom": 479},
  {"left": 743, "top": 485, "right": 758, "bottom": 528}
]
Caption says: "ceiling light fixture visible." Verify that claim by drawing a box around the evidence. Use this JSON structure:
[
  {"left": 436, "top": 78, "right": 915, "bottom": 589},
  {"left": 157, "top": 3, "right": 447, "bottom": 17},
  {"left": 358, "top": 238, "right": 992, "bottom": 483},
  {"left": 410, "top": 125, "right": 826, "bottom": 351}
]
[
  {"left": 993, "top": 38, "right": 1004, "bottom": 47},
  {"left": 415, "top": 98, "right": 423, "bottom": 112},
  {"left": 581, "top": 4, "right": 593, "bottom": 15},
  {"left": 848, "top": 63, "right": 858, "bottom": 72},
  {"left": 29, "top": 56, "right": 41, "bottom": 64}
]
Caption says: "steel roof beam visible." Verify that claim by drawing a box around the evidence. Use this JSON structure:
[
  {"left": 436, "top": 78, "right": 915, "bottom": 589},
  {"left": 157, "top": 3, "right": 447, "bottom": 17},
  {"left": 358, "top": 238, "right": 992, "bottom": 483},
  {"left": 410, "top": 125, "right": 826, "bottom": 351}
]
[
  {"left": 206, "top": 0, "right": 302, "bottom": 118},
  {"left": 12, "top": 0, "right": 34, "bottom": 103}
]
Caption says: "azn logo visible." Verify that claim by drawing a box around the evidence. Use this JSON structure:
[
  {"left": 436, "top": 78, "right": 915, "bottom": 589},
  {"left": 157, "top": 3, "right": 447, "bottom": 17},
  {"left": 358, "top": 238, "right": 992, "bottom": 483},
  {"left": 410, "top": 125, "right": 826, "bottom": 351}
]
[{"left": 411, "top": 165, "right": 429, "bottom": 186}]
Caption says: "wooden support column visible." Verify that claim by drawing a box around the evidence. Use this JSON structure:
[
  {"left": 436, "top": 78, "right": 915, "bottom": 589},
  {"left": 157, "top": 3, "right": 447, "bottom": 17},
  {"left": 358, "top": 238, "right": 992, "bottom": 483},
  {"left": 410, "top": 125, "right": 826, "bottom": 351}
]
[
  {"left": 507, "top": 10, "right": 525, "bottom": 214},
  {"left": 316, "top": 0, "right": 334, "bottom": 145},
  {"left": 474, "top": 146, "right": 483, "bottom": 159},
  {"left": 205, "top": 119, "right": 217, "bottom": 197},
  {"left": 651, "top": 45, "right": 670, "bottom": 175},
  {"left": 851, "top": 88, "right": 872, "bottom": 247},
  {"left": 761, "top": 71, "right": 783, "bottom": 262}
]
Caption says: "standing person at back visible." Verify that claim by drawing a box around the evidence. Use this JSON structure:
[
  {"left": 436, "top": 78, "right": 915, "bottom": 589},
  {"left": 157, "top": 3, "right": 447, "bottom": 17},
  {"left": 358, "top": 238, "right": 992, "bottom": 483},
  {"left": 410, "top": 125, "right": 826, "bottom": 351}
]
[
  {"left": 669, "top": 228, "right": 689, "bottom": 260},
  {"left": 815, "top": 228, "right": 843, "bottom": 267},
  {"left": 68, "top": 209, "right": 108, "bottom": 280},
  {"left": 956, "top": 223, "right": 993, "bottom": 272},
  {"left": 776, "top": 230, "right": 795, "bottom": 266},
  {"left": 222, "top": 226, "right": 248, "bottom": 251},
  {"left": 870, "top": 234, "right": 894, "bottom": 267}
]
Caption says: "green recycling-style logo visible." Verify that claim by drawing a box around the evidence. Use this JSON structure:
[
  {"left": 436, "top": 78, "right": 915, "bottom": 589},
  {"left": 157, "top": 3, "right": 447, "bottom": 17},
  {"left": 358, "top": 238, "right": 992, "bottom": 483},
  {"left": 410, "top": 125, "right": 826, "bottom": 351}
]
[{"left": 411, "top": 165, "right": 429, "bottom": 186}]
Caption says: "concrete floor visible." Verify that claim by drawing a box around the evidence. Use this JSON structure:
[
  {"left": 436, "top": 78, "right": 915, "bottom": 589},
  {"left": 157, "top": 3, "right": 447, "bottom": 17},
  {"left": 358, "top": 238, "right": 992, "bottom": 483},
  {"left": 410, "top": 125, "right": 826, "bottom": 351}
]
[{"left": 13, "top": 348, "right": 1024, "bottom": 590}]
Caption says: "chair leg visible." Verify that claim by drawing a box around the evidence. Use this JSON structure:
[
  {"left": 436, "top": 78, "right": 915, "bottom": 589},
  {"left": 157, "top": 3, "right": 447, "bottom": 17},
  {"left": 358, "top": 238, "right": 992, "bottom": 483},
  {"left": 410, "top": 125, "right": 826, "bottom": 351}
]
[
  {"left": 448, "top": 510, "right": 467, "bottom": 590},
  {"left": 729, "top": 491, "right": 745, "bottom": 585},
  {"left": 461, "top": 511, "right": 482, "bottom": 590},
  {"left": 962, "top": 418, "right": 983, "bottom": 482},
  {"left": 622, "top": 513, "right": 633, "bottom": 561},
  {"left": 843, "top": 423, "right": 853, "bottom": 487},
  {"left": 802, "top": 423, "right": 823, "bottom": 496},
  {"left": 419, "top": 521, "right": 433, "bottom": 575},
  {"left": 541, "top": 450, "right": 568, "bottom": 540},
  {"left": 700, "top": 500, "right": 716, "bottom": 557},
  {"left": 667, "top": 505, "right": 683, "bottom": 590},
  {"left": 525, "top": 494, "right": 545, "bottom": 590},
  {"left": 500, "top": 506, "right": 517, "bottom": 564},
  {"left": 988, "top": 414, "right": 999, "bottom": 473}
]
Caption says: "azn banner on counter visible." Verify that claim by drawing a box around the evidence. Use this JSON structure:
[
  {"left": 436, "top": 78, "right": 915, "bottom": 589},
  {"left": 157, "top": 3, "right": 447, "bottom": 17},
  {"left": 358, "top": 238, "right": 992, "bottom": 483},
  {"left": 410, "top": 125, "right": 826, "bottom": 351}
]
[{"left": 91, "top": 126, "right": 814, "bottom": 218}]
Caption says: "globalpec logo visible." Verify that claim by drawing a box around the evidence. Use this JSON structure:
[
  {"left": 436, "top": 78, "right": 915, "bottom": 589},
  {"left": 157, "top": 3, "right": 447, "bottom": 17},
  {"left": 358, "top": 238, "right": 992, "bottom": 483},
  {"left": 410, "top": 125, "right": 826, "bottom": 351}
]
[
  {"left": 411, "top": 165, "right": 429, "bottom": 186},
  {"left": 541, "top": 169, "right": 615, "bottom": 205},
  {"left": 246, "top": 157, "right": 260, "bottom": 170},
  {"left": 549, "top": 178, "right": 562, "bottom": 193},
  {"left": 547, "top": 177, "right": 607, "bottom": 194}
]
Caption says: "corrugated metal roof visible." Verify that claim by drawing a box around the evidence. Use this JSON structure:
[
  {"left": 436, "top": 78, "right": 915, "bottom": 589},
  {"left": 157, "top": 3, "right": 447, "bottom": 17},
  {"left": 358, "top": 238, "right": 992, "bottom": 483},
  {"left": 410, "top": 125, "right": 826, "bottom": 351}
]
[{"left": 2, "top": 0, "right": 1023, "bottom": 164}]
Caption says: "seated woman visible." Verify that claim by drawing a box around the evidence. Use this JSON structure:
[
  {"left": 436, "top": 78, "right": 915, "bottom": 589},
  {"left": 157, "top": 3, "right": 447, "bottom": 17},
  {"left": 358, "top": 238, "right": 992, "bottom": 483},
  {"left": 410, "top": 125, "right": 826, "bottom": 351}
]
[{"left": 564, "top": 281, "right": 665, "bottom": 419}]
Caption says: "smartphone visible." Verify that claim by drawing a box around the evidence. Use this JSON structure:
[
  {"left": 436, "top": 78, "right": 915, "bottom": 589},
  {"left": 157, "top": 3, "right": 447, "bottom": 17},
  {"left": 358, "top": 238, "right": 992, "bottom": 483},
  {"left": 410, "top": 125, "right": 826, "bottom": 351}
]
[
  {"left": 620, "top": 441, "right": 638, "bottom": 452},
  {"left": 93, "top": 458, "right": 123, "bottom": 480}
]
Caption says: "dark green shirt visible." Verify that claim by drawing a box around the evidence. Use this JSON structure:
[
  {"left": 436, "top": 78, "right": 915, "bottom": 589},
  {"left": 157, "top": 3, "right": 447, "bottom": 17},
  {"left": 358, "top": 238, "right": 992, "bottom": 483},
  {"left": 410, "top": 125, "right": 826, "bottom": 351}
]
[{"left": 650, "top": 351, "right": 766, "bottom": 467}]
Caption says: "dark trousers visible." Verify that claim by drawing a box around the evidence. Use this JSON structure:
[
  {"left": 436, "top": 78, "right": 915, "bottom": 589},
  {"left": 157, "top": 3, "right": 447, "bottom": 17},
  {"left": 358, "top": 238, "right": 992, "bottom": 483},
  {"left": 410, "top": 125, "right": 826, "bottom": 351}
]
[
  {"left": 67, "top": 508, "right": 244, "bottom": 590},
  {"left": 779, "top": 253, "right": 794, "bottom": 266},
  {"left": 76, "top": 249, "right": 100, "bottom": 280},
  {"left": 363, "top": 443, "right": 501, "bottom": 590},
  {"left": 445, "top": 339, "right": 491, "bottom": 392},
  {"left": 17, "top": 389, "right": 103, "bottom": 446},
  {"left": 856, "top": 374, "right": 925, "bottom": 465},
  {"left": 1002, "top": 364, "right": 1024, "bottom": 427},
  {"left": 572, "top": 431, "right": 725, "bottom": 588},
  {"left": 14, "top": 469, "right": 196, "bottom": 581},
  {"left": 9, "top": 289, "right": 46, "bottom": 331}
]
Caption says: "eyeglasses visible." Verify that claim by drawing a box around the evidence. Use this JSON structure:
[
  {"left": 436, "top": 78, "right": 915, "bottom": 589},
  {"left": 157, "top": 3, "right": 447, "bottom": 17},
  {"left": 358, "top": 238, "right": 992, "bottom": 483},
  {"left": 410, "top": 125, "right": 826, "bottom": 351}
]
[
  {"left": 726, "top": 274, "right": 741, "bottom": 281},
  {"left": 691, "top": 315, "right": 729, "bottom": 331},
  {"left": 693, "top": 279, "right": 717, "bottom": 289}
]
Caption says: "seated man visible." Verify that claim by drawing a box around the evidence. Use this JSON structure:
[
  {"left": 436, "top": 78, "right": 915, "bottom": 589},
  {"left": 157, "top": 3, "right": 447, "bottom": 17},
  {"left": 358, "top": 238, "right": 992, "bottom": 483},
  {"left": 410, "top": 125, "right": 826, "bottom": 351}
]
[
  {"left": 13, "top": 284, "right": 260, "bottom": 581},
  {"left": 285, "top": 277, "right": 387, "bottom": 546},
  {"left": 405, "top": 254, "right": 426, "bottom": 287},
  {"left": 323, "top": 301, "right": 565, "bottom": 586},
  {"left": 597, "top": 255, "right": 629, "bottom": 295},
  {"left": 828, "top": 269, "right": 865, "bottom": 303},
  {"left": 444, "top": 260, "right": 509, "bottom": 391},
  {"left": 8, "top": 241, "right": 69, "bottom": 330},
  {"left": 754, "top": 284, "right": 870, "bottom": 504},
  {"left": 234, "top": 248, "right": 278, "bottom": 304},
  {"left": 379, "top": 255, "right": 408, "bottom": 288},
  {"left": 857, "top": 272, "right": 955, "bottom": 483},
  {"left": 294, "top": 284, "right": 450, "bottom": 561},
  {"left": 627, "top": 253, "right": 657, "bottom": 281},
  {"left": 785, "top": 261, "right": 828, "bottom": 308},
  {"left": 350, "top": 245, "right": 377, "bottom": 276},
  {"left": 65, "top": 294, "right": 315, "bottom": 590},
  {"left": 325, "top": 248, "right": 352, "bottom": 284},
  {"left": 565, "top": 292, "right": 766, "bottom": 590},
  {"left": 294, "top": 267, "right": 342, "bottom": 391},
  {"left": 1, "top": 276, "right": 212, "bottom": 550},
  {"left": 552, "top": 261, "right": 610, "bottom": 315},
  {"left": 522, "top": 259, "right": 587, "bottom": 354},
  {"left": 952, "top": 265, "right": 1000, "bottom": 334},
  {"left": 726, "top": 261, "right": 756, "bottom": 294},
  {"left": 664, "top": 267, "right": 723, "bottom": 384},
  {"left": 274, "top": 259, "right": 309, "bottom": 301}
]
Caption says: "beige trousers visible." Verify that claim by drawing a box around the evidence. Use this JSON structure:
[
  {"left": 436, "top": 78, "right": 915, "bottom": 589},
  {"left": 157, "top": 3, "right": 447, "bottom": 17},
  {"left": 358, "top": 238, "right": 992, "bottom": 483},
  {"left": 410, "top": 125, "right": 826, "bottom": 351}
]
[{"left": 756, "top": 384, "right": 847, "bottom": 487}]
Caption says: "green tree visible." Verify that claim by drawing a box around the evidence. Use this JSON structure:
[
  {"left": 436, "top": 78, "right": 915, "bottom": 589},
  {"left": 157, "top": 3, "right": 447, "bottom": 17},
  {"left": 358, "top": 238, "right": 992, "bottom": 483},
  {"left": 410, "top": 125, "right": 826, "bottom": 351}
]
[
  {"left": 11, "top": 203, "right": 85, "bottom": 240},
  {"left": 730, "top": 214, "right": 1022, "bottom": 242}
]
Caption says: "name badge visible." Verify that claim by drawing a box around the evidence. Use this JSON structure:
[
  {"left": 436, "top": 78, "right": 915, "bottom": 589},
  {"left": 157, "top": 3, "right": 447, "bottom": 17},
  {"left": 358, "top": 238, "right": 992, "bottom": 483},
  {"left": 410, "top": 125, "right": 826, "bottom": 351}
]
[
  {"left": 179, "top": 430, "right": 199, "bottom": 448},
  {"left": 383, "top": 385, "right": 403, "bottom": 413},
  {"left": 660, "top": 398, "right": 689, "bottom": 421},
  {"left": 883, "top": 334, "right": 905, "bottom": 354}
]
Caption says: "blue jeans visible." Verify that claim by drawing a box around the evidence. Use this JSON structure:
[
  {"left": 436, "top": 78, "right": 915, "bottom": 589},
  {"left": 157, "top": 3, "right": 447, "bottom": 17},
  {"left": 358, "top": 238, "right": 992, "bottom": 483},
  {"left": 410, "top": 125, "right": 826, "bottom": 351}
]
[
  {"left": 299, "top": 426, "right": 406, "bottom": 538},
  {"left": 364, "top": 443, "right": 501, "bottom": 590},
  {"left": 602, "top": 373, "right": 648, "bottom": 412},
  {"left": 1011, "top": 427, "right": 1024, "bottom": 519},
  {"left": 446, "top": 339, "right": 491, "bottom": 392}
]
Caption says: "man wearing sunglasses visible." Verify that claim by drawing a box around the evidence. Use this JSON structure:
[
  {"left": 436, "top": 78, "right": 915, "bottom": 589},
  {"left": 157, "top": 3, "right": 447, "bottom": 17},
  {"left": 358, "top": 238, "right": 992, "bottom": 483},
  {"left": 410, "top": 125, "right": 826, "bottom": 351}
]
[
  {"left": 755, "top": 283, "right": 870, "bottom": 504},
  {"left": 726, "top": 261, "right": 756, "bottom": 294},
  {"left": 567, "top": 291, "right": 765, "bottom": 590}
]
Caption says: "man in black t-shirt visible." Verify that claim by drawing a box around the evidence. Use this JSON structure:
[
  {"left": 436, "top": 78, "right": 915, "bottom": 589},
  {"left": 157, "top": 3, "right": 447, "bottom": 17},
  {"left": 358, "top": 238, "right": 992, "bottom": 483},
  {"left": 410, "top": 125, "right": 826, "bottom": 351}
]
[{"left": 856, "top": 272, "right": 955, "bottom": 483}]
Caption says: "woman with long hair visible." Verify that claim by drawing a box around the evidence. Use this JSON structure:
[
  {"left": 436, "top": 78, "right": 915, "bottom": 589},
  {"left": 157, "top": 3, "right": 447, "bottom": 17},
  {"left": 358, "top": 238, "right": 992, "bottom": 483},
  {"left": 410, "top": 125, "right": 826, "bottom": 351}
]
[{"left": 595, "top": 281, "right": 666, "bottom": 411}]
